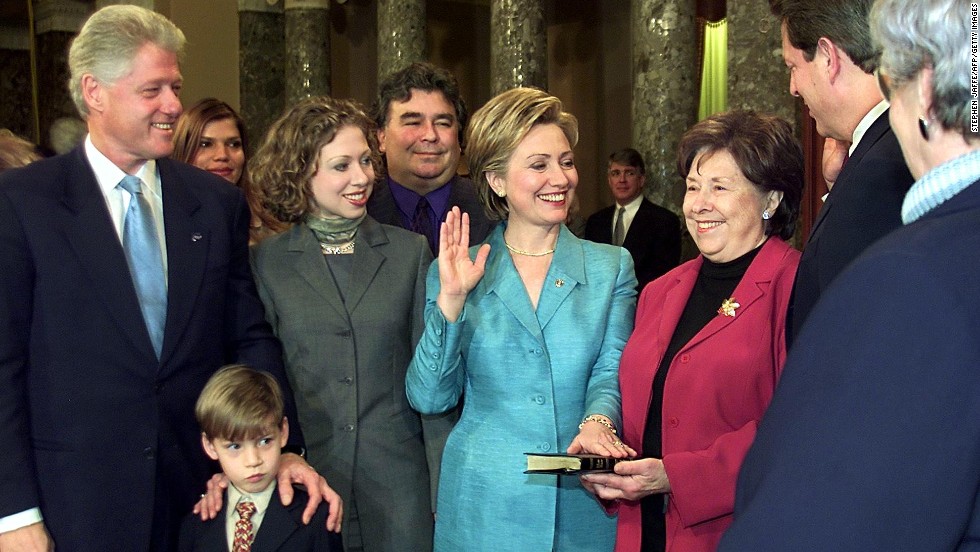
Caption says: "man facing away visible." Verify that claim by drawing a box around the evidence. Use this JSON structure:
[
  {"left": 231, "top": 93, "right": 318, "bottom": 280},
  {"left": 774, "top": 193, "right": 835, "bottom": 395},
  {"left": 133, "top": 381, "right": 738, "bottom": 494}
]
[
  {"left": 368, "top": 62, "right": 495, "bottom": 255},
  {"left": 773, "top": 0, "right": 914, "bottom": 347},
  {"left": 585, "top": 147, "right": 681, "bottom": 291},
  {"left": 0, "top": 6, "right": 338, "bottom": 551}
]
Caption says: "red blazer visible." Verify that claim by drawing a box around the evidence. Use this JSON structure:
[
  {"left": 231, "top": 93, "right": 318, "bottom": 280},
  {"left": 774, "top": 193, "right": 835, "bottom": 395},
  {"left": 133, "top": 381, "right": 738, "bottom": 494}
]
[{"left": 614, "top": 238, "right": 800, "bottom": 552}]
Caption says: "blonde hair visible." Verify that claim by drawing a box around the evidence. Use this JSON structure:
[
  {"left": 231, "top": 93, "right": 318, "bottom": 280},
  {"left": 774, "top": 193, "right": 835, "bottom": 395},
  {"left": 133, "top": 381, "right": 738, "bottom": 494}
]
[
  {"left": 195, "top": 365, "right": 284, "bottom": 442},
  {"left": 465, "top": 87, "right": 578, "bottom": 220}
]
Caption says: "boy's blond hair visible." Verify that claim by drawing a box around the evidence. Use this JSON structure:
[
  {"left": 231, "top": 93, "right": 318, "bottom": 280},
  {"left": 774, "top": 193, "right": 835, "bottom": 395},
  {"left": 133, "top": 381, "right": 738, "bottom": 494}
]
[{"left": 195, "top": 364, "right": 284, "bottom": 441}]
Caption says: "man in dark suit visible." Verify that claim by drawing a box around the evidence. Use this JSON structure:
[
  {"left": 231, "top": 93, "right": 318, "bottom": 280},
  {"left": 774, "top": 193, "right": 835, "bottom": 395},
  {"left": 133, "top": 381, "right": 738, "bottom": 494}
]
[
  {"left": 0, "top": 6, "right": 338, "bottom": 551},
  {"left": 369, "top": 62, "right": 494, "bottom": 254},
  {"left": 585, "top": 148, "right": 681, "bottom": 290},
  {"left": 773, "top": 0, "right": 914, "bottom": 347}
]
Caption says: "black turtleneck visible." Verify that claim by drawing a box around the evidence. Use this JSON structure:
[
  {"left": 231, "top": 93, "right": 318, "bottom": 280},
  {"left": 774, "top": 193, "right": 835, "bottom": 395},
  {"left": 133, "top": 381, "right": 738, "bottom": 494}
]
[{"left": 639, "top": 243, "right": 763, "bottom": 552}]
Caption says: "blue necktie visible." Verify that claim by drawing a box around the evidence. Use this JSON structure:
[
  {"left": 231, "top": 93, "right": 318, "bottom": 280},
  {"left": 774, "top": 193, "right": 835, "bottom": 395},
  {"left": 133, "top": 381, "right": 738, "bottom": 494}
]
[{"left": 118, "top": 175, "right": 167, "bottom": 358}]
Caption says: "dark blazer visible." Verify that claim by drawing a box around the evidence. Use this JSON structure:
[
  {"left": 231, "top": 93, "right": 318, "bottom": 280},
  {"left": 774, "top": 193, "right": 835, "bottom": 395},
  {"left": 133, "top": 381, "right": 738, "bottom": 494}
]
[
  {"left": 585, "top": 198, "right": 681, "bottom": 290},
  {"left": 786, "top": 109, "right": 913, "bottom": 346},
  {"left": 252, "top": 217, "right": 448, "bottom": 551},
  {"left": 614, "top": 238, "right": 799, "bottom": 552},
  {"left": 179, "top": 486, "right": 343, "bottom": 552},
  {"left": 0, "top": 149, "right": 298, "bottom": 551},
  {"left": 722, "top": 181, "right": 980, "bottom": 550},
  {"left": 367, "top": 175, "right": 495, "bottom": 246}
]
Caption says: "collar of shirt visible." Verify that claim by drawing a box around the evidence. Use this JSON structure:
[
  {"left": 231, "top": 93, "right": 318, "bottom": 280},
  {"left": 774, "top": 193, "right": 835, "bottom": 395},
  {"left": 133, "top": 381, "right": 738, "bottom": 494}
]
[
  {"left": 84, "top": 135, "right": 163, "bottom": 233},
  {"left": 849, "top": 100, "right": 890, "bottom": 156},
  {"left": 226, "top": 481, "right": 277, "bottom": 542},
  {"left": 613, "top": 193, "right": 645, "bottom": 236},
  {"left": 902, "top": 149, "right": 980, "bottom": 223},
  {"left": 388, "top": 175, "right": 453, "bottom": 227}
]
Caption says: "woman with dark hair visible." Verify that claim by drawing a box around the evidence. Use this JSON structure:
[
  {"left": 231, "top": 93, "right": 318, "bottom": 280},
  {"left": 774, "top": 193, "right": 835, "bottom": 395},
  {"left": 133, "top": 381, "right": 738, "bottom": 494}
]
[
  {"left": 172, "top": 97, "right": 286, "bottom": 243},
  {"left": 582, "top": 110, "right": 803, "bottom": 552},
  {"left": 249, "top": 96, "right": 447, "bottom": 552}
]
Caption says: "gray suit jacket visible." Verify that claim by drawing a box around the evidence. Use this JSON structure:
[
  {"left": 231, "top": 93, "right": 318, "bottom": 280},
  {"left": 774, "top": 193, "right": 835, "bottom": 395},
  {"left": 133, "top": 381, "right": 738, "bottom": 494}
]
[{"left": 251, "top": 216, "right": 452, "bottom": 552}]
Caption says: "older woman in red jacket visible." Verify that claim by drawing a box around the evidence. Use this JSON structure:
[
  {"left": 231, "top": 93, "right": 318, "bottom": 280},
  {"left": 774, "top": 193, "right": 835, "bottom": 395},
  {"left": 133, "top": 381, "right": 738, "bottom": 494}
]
[{"left": 582, "top": 111, "right": 803, "bottom": 552}]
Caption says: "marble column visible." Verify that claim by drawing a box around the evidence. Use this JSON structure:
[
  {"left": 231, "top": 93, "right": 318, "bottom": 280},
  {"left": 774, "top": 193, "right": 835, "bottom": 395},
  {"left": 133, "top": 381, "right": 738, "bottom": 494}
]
[
  {"left": 377, "top": 0, "right": 425, "bottom": 81},
  {"left": 728, "top": 0, "right": 797, "bottom": 127},
  {"left": 238, "top": 0, "right": 285, "bottom": 154},
  {"left": 34, "top": 0, "right": 91, "bottom": 150},
  {"left": 284, "top": 0, "right": 330, "bottom": 106},
  {"left": 1, "top": 24, "right": 36, "bottom": 141},
  {"left": 489, "top": 0, "right": 546, "bottom": 94},
  {"left": 631, "top": 0, "right": 697, "bottom": 219}
]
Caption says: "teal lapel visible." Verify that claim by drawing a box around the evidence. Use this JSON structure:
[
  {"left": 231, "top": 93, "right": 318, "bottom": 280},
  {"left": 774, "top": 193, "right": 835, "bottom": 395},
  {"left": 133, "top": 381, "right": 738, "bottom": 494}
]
[{"left": 536, "top": 225, "right": 585, "bottom": 330}]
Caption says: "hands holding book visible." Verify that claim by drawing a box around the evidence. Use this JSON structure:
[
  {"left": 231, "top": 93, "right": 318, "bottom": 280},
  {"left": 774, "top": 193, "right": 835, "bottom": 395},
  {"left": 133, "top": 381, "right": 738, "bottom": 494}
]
[{"left": 580, "top": 458, "right": 671, "bottom": 502}]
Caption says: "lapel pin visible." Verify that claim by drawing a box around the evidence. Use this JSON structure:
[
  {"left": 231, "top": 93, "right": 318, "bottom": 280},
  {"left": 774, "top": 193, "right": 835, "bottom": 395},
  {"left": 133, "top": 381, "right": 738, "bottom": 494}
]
[
  {"left": 718, "top": 297, "right": 740, "bottom": 317},
  {"left": 555, "top": 279, "right": 565, "bottom": 288},
  {"left": 191, "top": 233, "right": 203, "bottom": 242}
]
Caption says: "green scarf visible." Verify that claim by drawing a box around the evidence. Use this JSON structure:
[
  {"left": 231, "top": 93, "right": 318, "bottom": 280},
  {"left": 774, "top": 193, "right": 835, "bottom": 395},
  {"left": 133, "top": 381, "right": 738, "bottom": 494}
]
[{"left": 305, "top": 212, "right": 365, "bottom": 245}]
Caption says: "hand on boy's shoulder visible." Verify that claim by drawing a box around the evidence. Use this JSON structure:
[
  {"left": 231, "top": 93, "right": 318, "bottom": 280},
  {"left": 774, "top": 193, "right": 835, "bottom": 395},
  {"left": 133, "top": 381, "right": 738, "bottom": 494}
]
[
  {"left": 177, "top": 484, "right": 342, "bottom": 551},
  {"left": 285, "top": 485, "right": 344, "bottom": 551}
]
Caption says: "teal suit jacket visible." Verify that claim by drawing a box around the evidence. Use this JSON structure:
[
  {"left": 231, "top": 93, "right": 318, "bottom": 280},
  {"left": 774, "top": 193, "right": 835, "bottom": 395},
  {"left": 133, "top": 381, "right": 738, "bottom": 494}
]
[{"left": 407, "top": 223, "right": 637, "bottom": 551}]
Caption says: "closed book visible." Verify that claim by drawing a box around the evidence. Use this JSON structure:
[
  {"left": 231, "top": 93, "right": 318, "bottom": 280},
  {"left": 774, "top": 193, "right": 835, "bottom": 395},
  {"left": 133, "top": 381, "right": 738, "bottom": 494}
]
[{"left": 524, "top": 453, "right": 625, "bottom": 475}]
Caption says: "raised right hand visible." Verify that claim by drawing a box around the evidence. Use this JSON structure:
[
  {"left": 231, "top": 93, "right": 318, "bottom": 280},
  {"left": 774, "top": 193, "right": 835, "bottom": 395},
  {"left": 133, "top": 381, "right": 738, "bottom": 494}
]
[{"left": 436, "top": 206, "right": 490, "bottom": 322}]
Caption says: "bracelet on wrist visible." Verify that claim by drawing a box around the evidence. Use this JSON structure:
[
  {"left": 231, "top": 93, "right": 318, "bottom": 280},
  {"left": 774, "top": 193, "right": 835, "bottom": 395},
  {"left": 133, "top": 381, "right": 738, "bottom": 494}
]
[{"left": 579, "top": 414, "right": 617, "bottom": 435}]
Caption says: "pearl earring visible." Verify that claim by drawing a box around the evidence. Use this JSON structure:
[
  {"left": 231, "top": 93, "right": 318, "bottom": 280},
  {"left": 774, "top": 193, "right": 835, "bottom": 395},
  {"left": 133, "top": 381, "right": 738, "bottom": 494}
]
[{"left": 762, "top": 210, "right": 771, "bottom": 220}]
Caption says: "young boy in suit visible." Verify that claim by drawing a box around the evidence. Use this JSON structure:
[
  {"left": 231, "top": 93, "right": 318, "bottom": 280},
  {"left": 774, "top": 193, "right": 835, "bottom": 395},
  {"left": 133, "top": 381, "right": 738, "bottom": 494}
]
[{"left": 180, "top": 365, "right": 343, "bottom": 551}]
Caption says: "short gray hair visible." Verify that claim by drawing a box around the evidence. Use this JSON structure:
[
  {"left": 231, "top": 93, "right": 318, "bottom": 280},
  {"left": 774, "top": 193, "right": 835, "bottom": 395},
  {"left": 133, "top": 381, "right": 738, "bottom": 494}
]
[
  {"left": 68, "top": 5, "right": 185, "bottom": 118},
  {"left": 871, "top": 0, "right": 975, "bottom": 138}
]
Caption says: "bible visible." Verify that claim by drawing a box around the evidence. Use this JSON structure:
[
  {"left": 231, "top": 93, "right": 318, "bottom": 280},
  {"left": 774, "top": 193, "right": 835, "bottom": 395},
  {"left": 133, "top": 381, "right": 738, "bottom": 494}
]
[{"left": 524, "top": 453, "right": 625, "bottom": 475}]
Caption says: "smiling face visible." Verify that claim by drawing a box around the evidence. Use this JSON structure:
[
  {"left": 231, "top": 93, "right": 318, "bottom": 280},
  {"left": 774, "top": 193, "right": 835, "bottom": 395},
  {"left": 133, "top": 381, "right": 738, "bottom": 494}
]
[
  {"left": 84, "top": 42, "right": 183, "bottom": 174},
  {"left": 192, "top": 118, "right": 245, "bottom": 185},
  {"left": 607, "top": 162, "right": 645, "bottom": 205},
  {"left": 488, "top": 123, "right": 577, "bottom": 229},
  {"left": 202, "top": 418, "right": 288, "bottom": 495},
  {"left": 377, "top": 89, "right": 461, "bottom": 194},
  {"left": 309, "top": 125, "right": 375, "bottom": 220},
  {"left": 684, "top": 149, "right": 779, "bottom": 263},
  {"left": 781, "top": 23, "right": 838, "bottom": 140}
]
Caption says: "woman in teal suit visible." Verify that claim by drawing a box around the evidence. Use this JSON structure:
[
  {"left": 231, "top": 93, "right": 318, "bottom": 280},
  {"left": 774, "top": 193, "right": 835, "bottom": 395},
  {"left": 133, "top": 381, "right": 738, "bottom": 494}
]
[{"left": 406, "top": 87, "right": 638, "bottom": 551}]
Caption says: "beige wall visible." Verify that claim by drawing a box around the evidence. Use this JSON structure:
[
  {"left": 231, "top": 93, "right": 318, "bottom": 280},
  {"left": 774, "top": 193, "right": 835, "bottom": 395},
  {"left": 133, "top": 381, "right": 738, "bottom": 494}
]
[{"left": 164, "top": 0, "right": 241, "bottom": 111}]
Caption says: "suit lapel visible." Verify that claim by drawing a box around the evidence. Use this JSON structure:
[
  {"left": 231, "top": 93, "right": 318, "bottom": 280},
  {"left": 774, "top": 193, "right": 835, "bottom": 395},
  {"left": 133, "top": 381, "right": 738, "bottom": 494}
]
[
  {"left": 195, "top": 507, "right": 229, "bottom": 551},
  {"left": 60, "top": 149, "right": 156, "bottom": 362},
  {"left": 483, "top": 227, "right": 543, "bottom": 341},
  {"left": 286, "top": 224, "right": 348, "bottom": 319},
  {"left": 252, "top": 493, "right": 301, "bottom": 552},
  {"left": 808, "top": 110, "right": 891, "bottom": 241},
  {"left": 536, "top": 226, "right": 584, "bottom": 330},
  {"left": 366, "top": 178, "right": 404, "bottom": 228},
  {"left": 657, "top": 258, "right": 701, "bottom": 350},
  {"left": 679, "top": 239, "right": 784, "bottom": 352},
  {"left": 346, "top": 217, "right": 387, "bottom": 313},
  {"left": 158, "top": 159, "right": 208, "bottom": 366}
]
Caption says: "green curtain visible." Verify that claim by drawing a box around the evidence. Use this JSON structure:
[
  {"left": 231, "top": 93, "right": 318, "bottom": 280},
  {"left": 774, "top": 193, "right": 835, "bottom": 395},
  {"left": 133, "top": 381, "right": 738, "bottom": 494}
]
[{"left": 698, "top": 18, "right": 728, "bottom": 120}]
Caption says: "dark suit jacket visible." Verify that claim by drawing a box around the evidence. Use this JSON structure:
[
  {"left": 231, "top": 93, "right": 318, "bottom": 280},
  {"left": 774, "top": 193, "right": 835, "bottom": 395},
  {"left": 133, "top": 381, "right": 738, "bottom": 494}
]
[
  {"left": 367, "top": 175, "right": 495, "bottom": 246},
  {"left": 584, "top": 198, "right": 681, "bottom": 290},
  {"left": 179, "top": 486, "right": 343, "bottom": 552},
  {"left": 0, "top": 149, "right": 299, "bottom": 550},
  {"left": 786, "top": 109, "right": 913, "bottom": 347},
  {"left": 721, "top": 181, "right": 980, "bottom": 550}
]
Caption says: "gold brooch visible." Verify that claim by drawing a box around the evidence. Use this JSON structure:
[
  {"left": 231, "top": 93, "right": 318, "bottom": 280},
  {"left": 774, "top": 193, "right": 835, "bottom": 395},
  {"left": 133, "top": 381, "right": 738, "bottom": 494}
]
[
  {"left": 718, "top": 297, "right": 740, "bottom": 317},
  {"left": 555, "top": 279, "right": 565, "bottom": 288}
]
